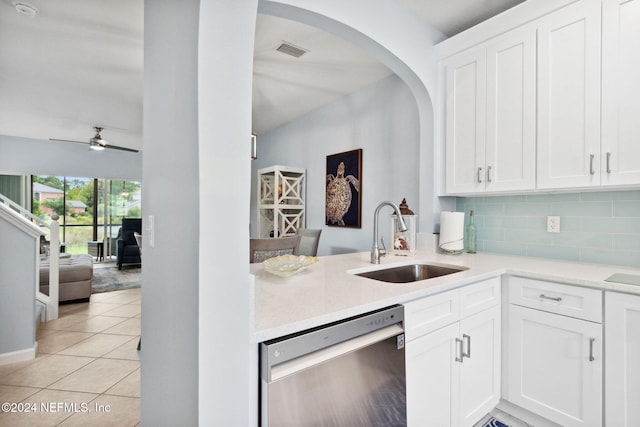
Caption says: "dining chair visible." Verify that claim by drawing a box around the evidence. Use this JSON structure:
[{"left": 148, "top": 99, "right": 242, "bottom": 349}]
[
  {"left": 250, "top": 236, "right": 301, "bottom": 263},
  {"left": 294, "top": 228, "right": 322, "bottom": 257}
]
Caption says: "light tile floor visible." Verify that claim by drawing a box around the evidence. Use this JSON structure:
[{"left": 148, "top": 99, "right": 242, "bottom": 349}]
[{"left": 0, "top": 288, "right": 141, "bottom": 426}]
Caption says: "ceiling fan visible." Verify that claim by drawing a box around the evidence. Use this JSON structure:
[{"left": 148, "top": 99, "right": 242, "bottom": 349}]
[{"left": 50, "top": 126, "right": 139, "bottom": 153}]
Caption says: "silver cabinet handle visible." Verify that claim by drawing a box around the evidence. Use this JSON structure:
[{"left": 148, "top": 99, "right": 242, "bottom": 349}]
[
  {"left": 462, "top": 334, "right": 471, "bottom": 359},
  {"left": 487, "top": 166, "right": 492, "bottom": 183},
  {"left": 455, "top": 337, "right": 464, "bottom": 363},
  {"left": 477, "top": 167, "right": 483, "bottom": 183},
  {"left": 589, "top": 338, "right": 595, "bottom": 361},
  {"left": 540, "top": 294, "right": 562, "bottom": 302},
  {"left": 606, "top": 152, "right": 612, "bottom": 174},
  {"left": 590, "top": 154, "right": 595, "bottom": 175}
]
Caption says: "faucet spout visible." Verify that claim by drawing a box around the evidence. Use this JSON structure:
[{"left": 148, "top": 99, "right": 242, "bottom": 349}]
[{"left": 371, "top": 201, "right": 408, "bottom": 264}]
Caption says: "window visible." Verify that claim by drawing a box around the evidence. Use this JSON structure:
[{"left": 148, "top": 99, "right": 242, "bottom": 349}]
[{"left": 32, "top": 176, "right": 141, "bottom": 255}]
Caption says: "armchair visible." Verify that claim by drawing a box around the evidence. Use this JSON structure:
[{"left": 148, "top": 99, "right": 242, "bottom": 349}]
[{"left": 117, "top": 218, "right": 142, "bottom": 269}]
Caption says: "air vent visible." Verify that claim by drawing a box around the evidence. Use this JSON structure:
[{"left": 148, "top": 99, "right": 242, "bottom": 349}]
[{"left": 276, "top": 42, "right": 308, "bottom": 58}]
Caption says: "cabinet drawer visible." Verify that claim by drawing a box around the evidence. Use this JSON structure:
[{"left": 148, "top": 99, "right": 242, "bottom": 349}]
[
  {"left": 404, "top": 289, "right": 459, "bottom": 342},
  {"left": 459, "top": 276, "right": 501, "bottom": 318},
  {"left": 508, "top": 276, "right": 602, "bottom": 323}
]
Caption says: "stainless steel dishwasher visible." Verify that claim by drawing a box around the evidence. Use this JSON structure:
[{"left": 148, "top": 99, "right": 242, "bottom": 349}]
[{"left": 260, "top": 305, "right": 406, "bottom": 426}]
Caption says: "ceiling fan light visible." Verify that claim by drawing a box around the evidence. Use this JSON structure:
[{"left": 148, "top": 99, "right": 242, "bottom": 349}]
[{"left": 89, "top": 139, "right": 105, "bottom": 151}]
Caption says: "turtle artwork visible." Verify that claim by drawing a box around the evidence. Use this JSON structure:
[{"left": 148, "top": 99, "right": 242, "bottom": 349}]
[{"left": 326, "top": 149, "right": 362, "bottom": 227}]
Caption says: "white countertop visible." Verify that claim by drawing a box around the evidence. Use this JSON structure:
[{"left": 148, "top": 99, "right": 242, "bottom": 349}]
[{"left": 251, "top": 250, "right": 640, "bottom": 343}]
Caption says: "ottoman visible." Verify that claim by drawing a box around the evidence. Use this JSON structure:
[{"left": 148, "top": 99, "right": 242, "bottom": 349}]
[{"left": 40, "top": 254, "right": 93, "bottom": 302}]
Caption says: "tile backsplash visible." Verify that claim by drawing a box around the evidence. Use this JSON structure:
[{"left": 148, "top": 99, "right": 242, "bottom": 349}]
[{"left": 456, "top": 190, "right": 640, "bottom": 269}]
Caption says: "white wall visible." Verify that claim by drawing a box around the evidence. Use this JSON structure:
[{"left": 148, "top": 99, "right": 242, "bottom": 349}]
[
  {"left": 0, "top": 218, "right": 36, "bottom": 358},
  {"left": 142, "top": 1, "right": 447, "bottom": 426},
  {"left": 197, "top": 1, "right": 256, "bottom": 426},
  {"left": 0, "top": 135, "right": 142, "bottom": 181},
  {"left": 140, "top": 1, "right": 200, "bottom": 425},
  {"left": 251, "top": 75, "right": 421, "bottom": 255}
]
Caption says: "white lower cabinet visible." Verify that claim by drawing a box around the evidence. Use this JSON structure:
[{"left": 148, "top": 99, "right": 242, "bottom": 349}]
[
  {"left": 605, "top": 291, "right": 640, "bottom": 426},
  {"left": 506, "top": 277, "right": 603, "bottom": 427},
  {"left": 405, "top": 278, "right": 501, "bottom": 427}
]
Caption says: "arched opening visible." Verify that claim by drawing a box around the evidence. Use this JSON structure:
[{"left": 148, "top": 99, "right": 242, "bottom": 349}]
[{"left": 254, "top": 1, "right": 453, "bottom": 245}]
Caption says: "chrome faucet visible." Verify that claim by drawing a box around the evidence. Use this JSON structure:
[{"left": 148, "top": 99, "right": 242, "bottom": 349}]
[{"left": 371, "top": 201, "right": 408, "bottom": 264}]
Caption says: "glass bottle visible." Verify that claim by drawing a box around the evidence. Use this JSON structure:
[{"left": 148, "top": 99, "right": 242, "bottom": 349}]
[{"left": 466, "top": 210, "right": 477, "bottom": 254}]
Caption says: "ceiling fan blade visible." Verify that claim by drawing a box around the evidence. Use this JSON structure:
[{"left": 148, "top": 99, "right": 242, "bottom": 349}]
[
  {"left": 104, "top": 144, "right": 139, "bottom": 153},
  {"left": 50, "top": 138, "right": 86, "bottom": 145},
  {"left": 49, "top": 138, "right": 139, "bottom": 153}
]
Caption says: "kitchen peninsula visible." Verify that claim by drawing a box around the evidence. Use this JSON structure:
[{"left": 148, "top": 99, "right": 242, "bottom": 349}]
[
  {"left": 251, "top": 250, "right": 640, "bottom": 341},
  {"left": 251, "top": 250, "right": 640, "bottom": 427}
]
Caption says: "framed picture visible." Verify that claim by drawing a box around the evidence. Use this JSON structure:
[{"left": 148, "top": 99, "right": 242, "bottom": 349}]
[{"left": 326, "top": 148, "right": 362, "bottom": 228}]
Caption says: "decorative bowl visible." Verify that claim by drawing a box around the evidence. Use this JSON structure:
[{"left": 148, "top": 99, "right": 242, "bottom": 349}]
[{"left": 262, "top": 254, "right": 319, "bottom": 278}]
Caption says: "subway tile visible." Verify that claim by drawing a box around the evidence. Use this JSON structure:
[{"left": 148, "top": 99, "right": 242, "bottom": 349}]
[
  {"left": 474, "top": 203, "right": 505, "bottom": 216},
  {"left": 501, "top": 216, "right": 526, "bottom": 229},
  {"left": 551, "top": 201, "right": 612, "bottom": 217},
  {"left": 477, "top": 227, "right": 504, "bottom": 242},
  {"left": 579, "top": 191, "right": 615, "bottom": 201},
  {"left": 580, "top": 190, "right": 640, "bottom": 201},
  {"left": 504, "top": 229, "right": 553, "bottom": 246},
  {"left": 613, "top": 200, "right": 640, "bottom": 217},
  {"left": 484, "top": 240, "right": 527, "bottom": 256},
  {"left": 580, "top": 248, "right": 640, "bottom": 269},
  {"left": 581, "top": 217, "right": 640, "bottom": 234},
  {"left": 504, "top": 202, "right": 550, "bottom": 216},
  {"left": 556, "top": 216, "right": 581, "bottom": 232},
  {"left": 454, "top": 194, "right": 639, "bottom": 268},
  {"left": 553, "top": 231, "right": 612, "bottom": 249},
  {"left": 613, "top": 235, "right": 640, "bottom": 251},
  {"left": 527, "top": 193, "right": 580, "bottom": 202},
  {"left": 526, "top": 245, "right": 580, "bottom": 262},
  {"left": 525, "top": 217, "right": 547, "bottom": 230},
  {"left": 491, "top": 195, "right": 528, "bottom": 203}
]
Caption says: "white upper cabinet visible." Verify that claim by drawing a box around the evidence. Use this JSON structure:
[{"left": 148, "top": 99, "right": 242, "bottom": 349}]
[
  {"left": 601, "top": 0, "right": 640, "bottom": 185},
  {"left": 537, "top": 0, "right": 602, "bottom": 189},
  {"left": 440, "top": 0, "right": 640, "bottom": 194},
  {"left": 445, "top": 49, "right": 486, "bottom": 194},
  {"left": 445, "top": 27, "right": 536, "bottom": 195},
  {"left": 485, "top": 28, "right": 536, "bottom": 193}
]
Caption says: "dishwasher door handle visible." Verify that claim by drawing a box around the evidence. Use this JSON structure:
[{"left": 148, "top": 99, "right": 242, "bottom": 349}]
[{"left": 269, "top": 324, "right": 403, "bottom": 382}]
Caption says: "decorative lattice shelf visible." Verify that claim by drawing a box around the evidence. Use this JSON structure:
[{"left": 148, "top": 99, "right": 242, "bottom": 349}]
[{"left": 257, "top": 165, "right": 306, "bottom": 238}]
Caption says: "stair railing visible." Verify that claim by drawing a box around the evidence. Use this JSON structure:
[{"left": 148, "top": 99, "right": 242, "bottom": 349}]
[{"left": 0, "top": 193, "right": 59, "bottom": 321}]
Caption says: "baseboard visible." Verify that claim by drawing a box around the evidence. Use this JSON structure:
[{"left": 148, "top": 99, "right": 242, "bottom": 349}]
[{"left": 0, "top": 345, "right": 37, "bottom": 366}]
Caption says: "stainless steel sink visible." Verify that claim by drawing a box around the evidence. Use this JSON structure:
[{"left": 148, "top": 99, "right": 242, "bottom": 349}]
[{"left": 355, "top": 263, "right": 468, "bottom": 283}]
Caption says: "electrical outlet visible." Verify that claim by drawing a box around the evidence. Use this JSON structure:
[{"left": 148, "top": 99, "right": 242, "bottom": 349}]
[{"left": 547, "top": 216, "right": 560, "bottom": 233}]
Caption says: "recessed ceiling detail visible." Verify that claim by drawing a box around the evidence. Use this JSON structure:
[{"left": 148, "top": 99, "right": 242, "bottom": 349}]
[{"left": 276, "top": 42, "right": 308, "bottom": 58}]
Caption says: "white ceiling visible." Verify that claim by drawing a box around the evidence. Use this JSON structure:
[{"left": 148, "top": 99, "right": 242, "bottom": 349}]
[{"left": 0, "top": 0, "right": 524, "bottom": 152}]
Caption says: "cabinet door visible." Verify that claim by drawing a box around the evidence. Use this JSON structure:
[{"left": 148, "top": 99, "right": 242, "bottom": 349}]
[
  {"left": 605, "top": 292, "right": 640, "bottom": 426},
  {"left": 537, "top": 0, "right": 601, "bottom": 189},
  {"left": 445, "top": 49, "right": 486, "bottom": 194},
  {"left": 601, "top": 0, "right": 640, "bottom": 186},
  {"left": 406, "top": 323, "right": 459, "bottom": 427},
  {"left": 485, "top": 27, "right": 536, "bottom": 192},
  {"left": 508, "top": 305, "right": 602, "bottom": 427},
  {"left": 459, "top": 306, "right": 501, "bottom": 427}
]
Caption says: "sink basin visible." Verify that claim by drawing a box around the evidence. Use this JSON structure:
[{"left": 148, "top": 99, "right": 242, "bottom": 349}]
[{"left": 355, "top": 263, "right": 468, "bottom": 283}]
